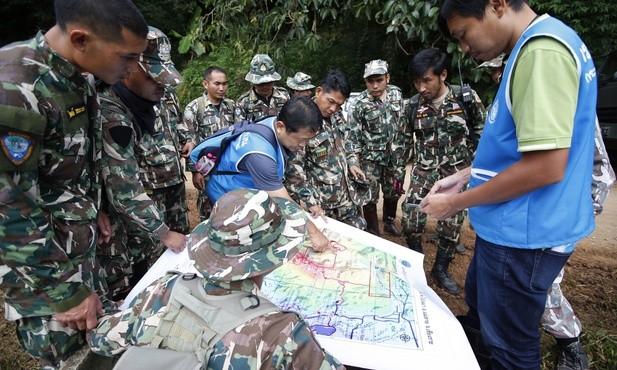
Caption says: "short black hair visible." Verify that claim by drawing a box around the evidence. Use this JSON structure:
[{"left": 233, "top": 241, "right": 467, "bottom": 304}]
[
  {"left": 278, "top": 96, "right": 322, "bottom": 134},
  {"left": 55, "top": 0, "right": 148, "bottom": 41},
  {"left": 203, "top": 66, "right": 227, "bottom": 80},
  {"left": 319, "top": 69, "right": 351, "bottom": 99},
  {"left": 409, "top": 49, "right": 448, "bottom": 79},
  {"left": 438, "top": 0, "right": 527, "bottom": 39}
]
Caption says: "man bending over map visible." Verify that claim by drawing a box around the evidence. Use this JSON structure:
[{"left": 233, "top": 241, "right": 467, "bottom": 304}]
[{"left": 89, "top": 189, "right": 345, "bottom": 370}]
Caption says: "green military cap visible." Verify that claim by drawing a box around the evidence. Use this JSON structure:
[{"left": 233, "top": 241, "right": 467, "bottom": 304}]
[
  {"left": 138, "top": 26, "right": 184, "bottom": 86},
  {"left": 363, "top": 59, "right": 389, "bottom": 78},
  {"left": 286, "top": 72, "right": 315, "bottom": 91},
  {"left": 244, "top": 54, "right": 282, "bottom": 84},
  {"left": 188, "top": 189, "right": 308, "bottom": 282}
]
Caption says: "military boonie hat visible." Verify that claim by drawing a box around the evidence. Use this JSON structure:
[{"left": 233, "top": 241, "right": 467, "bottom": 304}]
[
  {"left": 188, "top": 189, "right": 308, "bottom": 282},
  {"left": 244, "top": 54, "right": 282, "bottom": 84},
  {"left": 138, "top": 26, "right": 184, "bottom": 86},
  {"left": 363, "top": 59, "right": 389, "bottom": 78},
  {"left": 286, "top": 72, "right": 315, "bottom": 91}
]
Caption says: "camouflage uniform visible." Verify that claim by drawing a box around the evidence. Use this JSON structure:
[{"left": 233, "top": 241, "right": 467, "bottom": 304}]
[
  {"left": 235, "top": 54, "right": 290, "bottom": 122},
  {"left": 350, "top": 85, "right": 404, "bottom": 202},
  {"left": 286, "top": 112, "right": 366, "bottom": 229},
  {"left": 542, "top": 122, "right": 616, "bottom": 339},
  {"left": 97, "top": 82, "right": 172, "bottom": 299},
  {"left": 0, "top": 32, "right": 112, "bottom": 367},
  {"left": 97, "top": 27, "right": 189, "bottom": 299},
  {"left": 89, "top": 189, "right": 345, "bottom": 370},
  {"left": 395, "top": 83, "right": 485, "bottom": 258},
  {"left": 132, "top": 87, "right": 190, "bottom": 238},
  {"left": 183, "top": 94, "right": 235, "bottom": 221}
]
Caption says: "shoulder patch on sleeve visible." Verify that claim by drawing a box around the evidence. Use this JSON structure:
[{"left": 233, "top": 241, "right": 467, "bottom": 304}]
[{"left": 109, "top": 126, "right": 134, "bottom": 148}]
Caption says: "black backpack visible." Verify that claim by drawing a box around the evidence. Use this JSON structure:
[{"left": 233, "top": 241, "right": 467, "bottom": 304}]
[{"left": 189, "top": 117, "right": 277, "bottom": 176}]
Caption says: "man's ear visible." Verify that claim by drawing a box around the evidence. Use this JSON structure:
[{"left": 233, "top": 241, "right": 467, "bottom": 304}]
[
  {"left": 489, "top": 0, "right": 507, "bottom": 17},
  {"left": 441, "top": 69, "right": 448, "bottom": 81},
  {"left": 69, "top": 28, "right": 90, "bottom": 52},
  {"left": 202, "top": 80, "right": 208, "bottom": 89},
  {"left": 275, "top": 120, "right": 286, "bottom": 134}
]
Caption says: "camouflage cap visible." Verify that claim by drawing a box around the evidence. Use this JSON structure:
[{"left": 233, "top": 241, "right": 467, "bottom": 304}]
[
  {"left": 244, "top": 54, "right": 282, "bottom": 84},
  {"left": 363, "top": 59, "right": 389, "bottom": 78},
  {"left": 138, "top": 26, "right": 184, "bottom": 86},
  {"left": 286, "top": 72, "right": 315, "bottom": 91},
  {"left": 188, "top": 189, "right": 308, "bottom": 282}
]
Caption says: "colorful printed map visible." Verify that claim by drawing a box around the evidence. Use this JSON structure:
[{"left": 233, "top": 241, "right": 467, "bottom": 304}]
[{"left": 261, "top": 228, "right": 423, "bottom": 349}]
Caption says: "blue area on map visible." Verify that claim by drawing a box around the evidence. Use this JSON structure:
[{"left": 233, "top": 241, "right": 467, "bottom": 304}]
[
  {"left": 312, "top": 325, "right": 337, "bottom": 336},
  {"left": 401, "top": 260, "right": 411, "bottom": 267}
]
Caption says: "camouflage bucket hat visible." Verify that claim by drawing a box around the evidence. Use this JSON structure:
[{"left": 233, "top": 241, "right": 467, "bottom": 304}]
[
  {"left": 138, "top": 26, "right": 184, "bottom": 86},
  {"left": 348, "top": 177, "right": 372, "bottom": 207},
  {"left": 363, "top": 59, "right": 389, "bottom": 78},
  {"left": 188, "top": 189, "right": 308, "bottom": 282},
  {"left": 286, "top": 72, "right": 315, "bottom": 91},
  {"left": 244, "top": 54, "right": 282, "bottom": 84}
]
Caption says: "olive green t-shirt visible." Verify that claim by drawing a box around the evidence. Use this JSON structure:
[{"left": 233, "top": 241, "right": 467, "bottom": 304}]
[{"left": 511, "top": 37, "right": 579, "bottom": 152}]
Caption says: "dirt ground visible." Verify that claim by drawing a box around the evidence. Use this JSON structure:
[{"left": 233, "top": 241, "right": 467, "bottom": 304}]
[{"left": 1, "top": 175, "right": 616, "bottom": 369}]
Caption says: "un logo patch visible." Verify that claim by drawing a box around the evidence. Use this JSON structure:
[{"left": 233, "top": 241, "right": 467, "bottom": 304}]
[
  {"left": 1, "top": 132, "right": 34, "bottom": 165},
  {"left": 488, "top": 99, "right": 499, "bottom": 124}
]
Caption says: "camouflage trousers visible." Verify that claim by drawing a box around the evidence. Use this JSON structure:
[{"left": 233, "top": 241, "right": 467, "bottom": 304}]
[
  {"left": 97, "top": 219, "right": 139, "bottom": 300},
  {"left": 324, "top": 197, "right": 367, "bottom": 230},
  {"left": 542, "top": 268, "right": 583, "bottom": 339},
  {"left": 401, "top": 165, "right": 467, "bottom": 257},
  {"left": 196, "top": 188, "right": 214, "bottom": 222},
  {"left": 16, "top": 315, "right": 85, "bottom": 369},
  {"left": 148, "top": 182, "right": 190, "bottom": 234},
  {"left": 361, "top": 160, "right": 401, "bottom": 203}
]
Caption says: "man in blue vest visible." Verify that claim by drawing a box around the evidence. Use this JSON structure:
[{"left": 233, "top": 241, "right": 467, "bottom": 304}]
[
  {"left": 421, "top": 0, "right": 597, "bottom": 369},
  {"left": 206, "top": 96, "right": 329, "bottom": 251}
]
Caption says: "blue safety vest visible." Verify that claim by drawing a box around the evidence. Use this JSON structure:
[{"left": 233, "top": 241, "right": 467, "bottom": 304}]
[
  {"left": 469, "top": 15, "right": 596, "bottom": 248},
  {"left": 206, "top": 117, "right": 286, "bottom": 202}
]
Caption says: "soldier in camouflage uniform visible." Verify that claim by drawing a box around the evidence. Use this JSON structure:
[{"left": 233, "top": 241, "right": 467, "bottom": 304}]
[
  {"left": 0, "top": 0, "right": 148, "bottom": 368},
  {"left": 97, "top": 27, "right": 188, "bottom": 301},
  {"left": 349, "top": 60, "right": 405, "bottom": 237},
  {"left": 286, "top": 70, "right": 367, "bottom": 229},
  {"left": 394, "top": 49, "right": 486, "bottom": 295},
  {"left": 128, "top": 30, "right": 193, "bottom": 265},
  {"left": 235, "top": 54, "right": 290, "bottom": 122},
  {"left": 89, "top": 189, "right": 346, "bottom": 370},
  {"left": 183, "top": 66, "right": 235, "bottom": 221},
  {"left": 287, "top": 71, "right": 315, "bottom": 97}
]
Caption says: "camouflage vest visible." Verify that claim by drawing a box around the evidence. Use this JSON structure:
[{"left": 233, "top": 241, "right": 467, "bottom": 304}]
[
  {"left": 408, "top": 84, "right": 477, "bottom": 145},
  {"left": 113, "top": 274, "right": 280, "bottom": 370}
]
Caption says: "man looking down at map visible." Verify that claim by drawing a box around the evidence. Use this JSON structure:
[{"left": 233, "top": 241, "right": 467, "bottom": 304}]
[{"left": 88, "top": 189, "right": 346, "bottom": 370}]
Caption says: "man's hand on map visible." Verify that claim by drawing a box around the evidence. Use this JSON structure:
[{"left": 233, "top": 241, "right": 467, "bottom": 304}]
[
  {"left": 307, "top": 220, "right": 329, "bottom": 252},
  {"left": 162, "top": 231, "right": 187, "bottom": 253},
  {"left": 309, "top": 204, "right": 327, "bottom": 222}
]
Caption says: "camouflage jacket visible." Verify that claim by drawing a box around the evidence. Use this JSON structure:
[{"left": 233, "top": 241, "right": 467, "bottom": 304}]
[
  {"left": 348, "top": 85, "right": 404, "bottom": 165},
  {"left": 97, "top": 83, "right": 169, "bottom": 241},
  {"left": 234, "top": 86, "right": 290, "bottom": 122},
  {"left": 286, "top": 113, "right": 358, "bottom": 208},
  {"left": 89, "top": 272, "right": 345, "bottom": 370},
  {"left": 0, "top": 32, "right": 102, "bottom": 318},
  {"left": 183, "top": 93, "right": 235, "bottom": 172},
  {"left": 135, "top": 87, "right": 190, "bottom": 190},
  {"left": 393, "top": 84, "right": 486, "bottom": 172}
]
